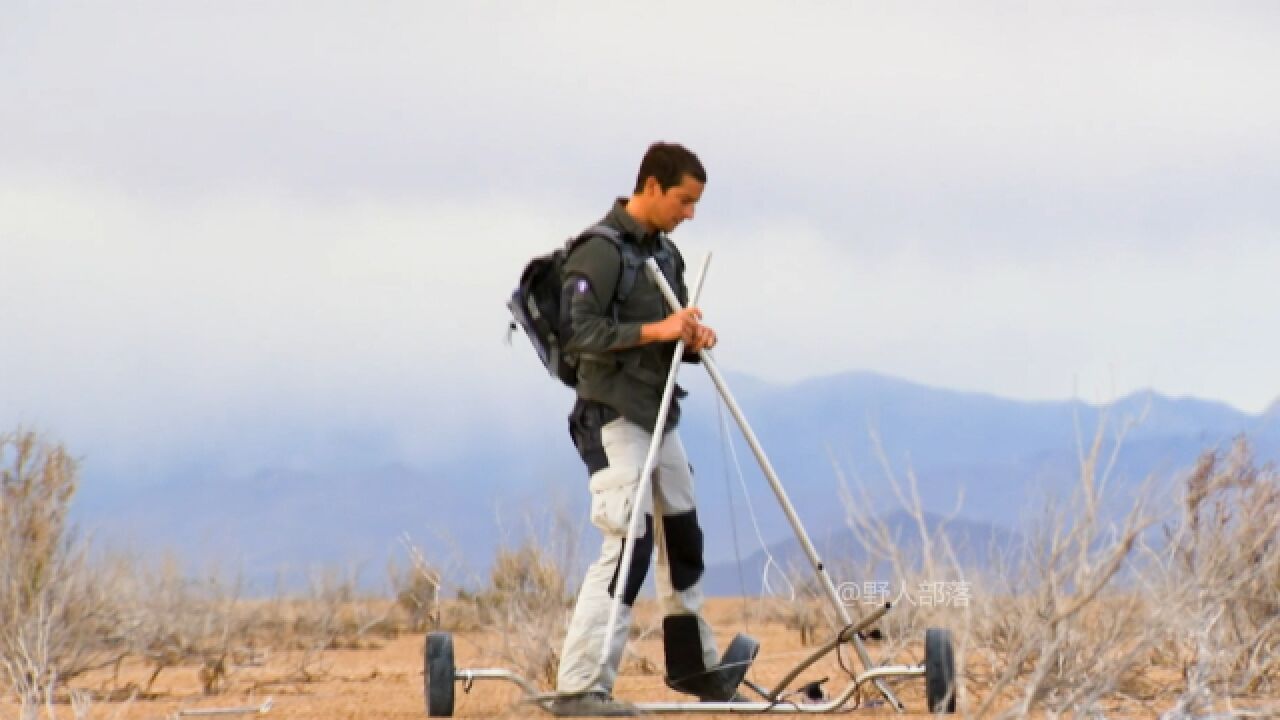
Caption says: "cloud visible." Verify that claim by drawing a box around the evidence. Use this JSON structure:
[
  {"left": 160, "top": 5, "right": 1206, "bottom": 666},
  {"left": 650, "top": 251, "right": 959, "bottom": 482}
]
[
  {"left": 5, "top": 3, "right": 1277, "bottom": 204},
  {"left": 2, "top": 2, "right": 1278, "bottom": 478},
  {"left": 695, "top": 215, "right": 1280, "bottom": 410},
  {"left": 0, "top": 181, "right": 580, "bottom": 473}
]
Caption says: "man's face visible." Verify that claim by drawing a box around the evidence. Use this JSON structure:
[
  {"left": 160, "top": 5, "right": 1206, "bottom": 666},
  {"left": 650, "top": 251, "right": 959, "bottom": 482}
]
[{"left": 648, "top": 174, "right": 704, "bottom": 233}]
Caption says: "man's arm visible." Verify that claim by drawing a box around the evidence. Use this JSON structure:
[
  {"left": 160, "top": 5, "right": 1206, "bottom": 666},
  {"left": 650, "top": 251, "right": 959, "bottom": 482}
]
[{"left": 562, "top": 237, "right": 700, "bottom": 354}]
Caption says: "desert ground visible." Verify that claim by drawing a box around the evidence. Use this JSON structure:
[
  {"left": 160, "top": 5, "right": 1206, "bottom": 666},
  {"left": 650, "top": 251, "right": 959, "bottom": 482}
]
[
  {"left": 4, "top": 586, "right": 1278, "bottom": 720},
  {"left": 4, "top": 435, "right": 1276, "bottom": 719},
  {"left": 1, "top": 598, "right": 966, "bottom": 720}
]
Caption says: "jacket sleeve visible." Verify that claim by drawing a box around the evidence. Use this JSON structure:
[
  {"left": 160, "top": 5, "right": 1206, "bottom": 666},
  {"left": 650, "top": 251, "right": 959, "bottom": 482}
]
[{"left": 562, "top": 237, "right": 644, "bottom": 354}]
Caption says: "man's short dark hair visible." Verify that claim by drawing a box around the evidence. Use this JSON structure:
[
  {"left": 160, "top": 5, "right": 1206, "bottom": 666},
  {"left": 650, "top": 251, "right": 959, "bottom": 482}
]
[{"left": 634, "top": 142, "right": 706, "bottom": 194}]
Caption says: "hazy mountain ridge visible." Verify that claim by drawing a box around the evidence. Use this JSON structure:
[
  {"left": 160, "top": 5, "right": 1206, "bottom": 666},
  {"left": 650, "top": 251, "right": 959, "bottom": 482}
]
[
  {"left": 701, "top": 509, "right": 1022, "bottom": 596},
  {"left": 73, "top": 371, "right": 1278, "bottom": 590}
]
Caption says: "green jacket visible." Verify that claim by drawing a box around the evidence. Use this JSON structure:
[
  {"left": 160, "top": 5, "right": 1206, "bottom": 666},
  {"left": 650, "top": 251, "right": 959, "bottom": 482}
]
[{"left": 562, "top": 199, "right": 694, "bottom": 432}]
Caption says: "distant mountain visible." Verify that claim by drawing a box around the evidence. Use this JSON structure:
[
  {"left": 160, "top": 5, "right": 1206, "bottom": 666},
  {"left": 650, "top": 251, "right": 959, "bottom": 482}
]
[
  {"left": 678, "top": 372, "right": 1278, "bottom": 553},
  {"left": 74, "top": 371, "right": 1279, "bottom": 591},
  {"left": 1265, "top": 396, "right": 1280, "bottom": 422},
  {"left": 78, "top": 445, "right": 570, "bottom": 590},
  {"left": 701, "top": 510, "right": 1020, "bottom": 596}
]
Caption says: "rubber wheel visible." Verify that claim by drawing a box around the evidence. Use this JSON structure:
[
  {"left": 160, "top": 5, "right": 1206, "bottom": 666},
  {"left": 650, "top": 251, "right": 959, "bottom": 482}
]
[
  {"left": 924, "top": 627, "right": 956, "bottom": 713},
  {"left": 424, "top": 632, "right": 455, "bottom": 717}
]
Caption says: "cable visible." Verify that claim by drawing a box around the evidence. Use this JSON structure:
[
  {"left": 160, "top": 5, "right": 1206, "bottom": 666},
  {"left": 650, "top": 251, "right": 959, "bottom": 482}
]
[
  {"left": 834, "top": 625, "right": 863, "bottom": 711},
  {"left": 834, "top": 625, "right": 859, "bottom": 681},
  {"left": 715, "top": 391, "right": 795, "bottom": 601},
  {"left": 716, "top": 392, "right": 751, "bottom": 630}
]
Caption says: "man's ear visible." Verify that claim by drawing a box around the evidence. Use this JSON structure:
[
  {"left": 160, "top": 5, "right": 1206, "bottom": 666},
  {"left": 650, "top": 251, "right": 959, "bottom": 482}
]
[{"left": 642, "top": 175, "right": 661, "bottom": 197}]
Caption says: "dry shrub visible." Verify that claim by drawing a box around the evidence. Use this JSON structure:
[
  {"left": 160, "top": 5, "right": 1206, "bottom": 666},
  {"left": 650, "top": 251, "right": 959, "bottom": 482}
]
[
  {"left": 962, "top": 415, "right": 1159, "bottom": 719},
  {"left": 834, "top": 416, "right": 1163, "bottom": 718},
  {"left": 839, "top": 414, "right": 1280, "bottom": 719},
  {"left": 967, "top": 507, "right": 1152, "bottom": 718},
  {"left": 475, "top": 544, "right": 571, "bottom": 686},
  {"left": 270, "top": 566, "right": 390, "bottom": 681},
  {"left": 1147, "top": 438, "right": 1280, "bottom": 717},
  {"left": 761, "top": 573, "right": 830, "bottom": 647},
  {"left": 115, "top": 559, "right": 393, "bottom": 694},
  {"left": 109, "top": 557, "right": 268, "bottom": 696},
  {"left": 486, "top": 545, "right": 566, "bottom": 606},
  {"left": 0, "top": 430, "right": 278, "bottom": 705},
  {"left": 387, "top": 537, "right": 440, "bottom": 633},
  {"left": 466, "top": 506, "right": 579, "bottom": 687},
  {"left": 0, "top": 431, "right": 127, "bottom": 715},
  {"left": 434, "top": 595, "right": 485, "bottom": 633},
  {"left": 619, "top": 652, "right": 660, "bottom": 676},
  {"left": 837, "top": 429, "right": 971, "bottom": 667}
]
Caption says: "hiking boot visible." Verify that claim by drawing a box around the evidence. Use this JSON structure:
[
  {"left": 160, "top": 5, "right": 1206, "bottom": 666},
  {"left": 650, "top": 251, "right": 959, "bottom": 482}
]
[{"left": 548, "top": 691, "right": 641, "bottom": 717}]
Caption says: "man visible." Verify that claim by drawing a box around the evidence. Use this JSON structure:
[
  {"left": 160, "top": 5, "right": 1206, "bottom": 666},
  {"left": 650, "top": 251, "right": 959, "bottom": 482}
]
[{"left": 552, "top": 142, "right": 745, "bottom": 716}]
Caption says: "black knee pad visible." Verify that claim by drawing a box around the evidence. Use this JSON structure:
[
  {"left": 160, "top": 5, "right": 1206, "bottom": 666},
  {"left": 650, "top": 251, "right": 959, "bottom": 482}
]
[
  {"left": 607, "top": 514, "right": 653, "bottom": 606},
  {"left": 662, "top": 510, "right": 704, "bottom": 592}
]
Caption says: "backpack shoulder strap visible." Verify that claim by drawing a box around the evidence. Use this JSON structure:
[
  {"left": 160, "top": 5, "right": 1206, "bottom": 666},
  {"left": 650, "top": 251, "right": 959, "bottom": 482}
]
[
  {"left": 566, "top": 224, "right": 622, "bottom": 254},
  {"left": 649, "top": 232, "right": 685, "bottom": 303},
  {"left": 652, "top": 232, "right": 681, "bottom": 272},
  {"left": 567, "top": 225, "right": 645, "bottom": 307}
]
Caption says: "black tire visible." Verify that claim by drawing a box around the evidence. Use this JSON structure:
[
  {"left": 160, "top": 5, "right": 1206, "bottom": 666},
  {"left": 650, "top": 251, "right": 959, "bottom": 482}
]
[
  {"left": 924, "top": 627, "right": 956, "bottom": 713},
  {"left": 424, "top": 632, "right": 455, "bottom": 717}
]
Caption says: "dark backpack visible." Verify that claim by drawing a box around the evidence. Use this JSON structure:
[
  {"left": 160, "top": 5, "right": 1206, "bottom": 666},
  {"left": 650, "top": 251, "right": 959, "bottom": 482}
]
[{"left": 507, "top": 225, "right": 677, "bottom": 387}]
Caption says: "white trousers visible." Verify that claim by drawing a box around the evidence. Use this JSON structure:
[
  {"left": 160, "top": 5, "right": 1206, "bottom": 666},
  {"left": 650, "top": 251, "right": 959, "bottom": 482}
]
[{"left": 556, "top": 417, "right": 719, "bottom": 694}]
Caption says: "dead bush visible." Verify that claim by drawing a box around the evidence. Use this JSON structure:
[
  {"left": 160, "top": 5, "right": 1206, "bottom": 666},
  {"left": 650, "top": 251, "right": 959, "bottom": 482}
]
[
  {"left": 834, "top": 414, "right": 1165, "bottom": 718},
  {"left": 0, "top": 431, "right": 127, "bottom": 714},
  {"left": 837, "top": 429, "right": 970, "bottom": 667},
  {"left": 276, "top": 566, "right": 389, "bottom": 681},
  {"left": 110, "top": 557, "right": 265, "bottom": 696},
  {"left": 1147, "top": 438, "right": 1280, "bottom": 717},
  {"left": 466, "top": 506, "right": 579, "bottom": 687},
  {"left": 760, "top": 574, "right": 829, "bottom": 647},
  {"left": 474, "top": 543, "right": 571, "bottom": 685},
  {"left": 964, "top": 414, "right": 1157, "bottom": 719},
  {"left": 387, "top": 537, "right": 440, "bottom": 633}
]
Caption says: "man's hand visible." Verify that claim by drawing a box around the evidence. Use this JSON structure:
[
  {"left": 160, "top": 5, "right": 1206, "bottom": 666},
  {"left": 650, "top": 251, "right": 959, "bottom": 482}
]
[
  {"left": 688, "top": 323, "right": 717, "bottom": 352},
  {"left": 638, "top": 307, "right": 717, "bottom": 351},
  {"left": 641, "top": 307, "right": 703, "bottom": 345}
]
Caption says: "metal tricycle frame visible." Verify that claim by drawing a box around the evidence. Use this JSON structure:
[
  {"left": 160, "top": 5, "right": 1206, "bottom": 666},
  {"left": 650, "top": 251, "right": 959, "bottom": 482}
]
[{"left": 426, "top": 603, "right": 957, "bottom": 715}]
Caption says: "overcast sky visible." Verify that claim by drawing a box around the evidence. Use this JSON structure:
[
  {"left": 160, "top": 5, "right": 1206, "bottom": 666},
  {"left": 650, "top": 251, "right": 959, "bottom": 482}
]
[{"left": 2, "top": 2, "right": 1278, "bottom": 475}]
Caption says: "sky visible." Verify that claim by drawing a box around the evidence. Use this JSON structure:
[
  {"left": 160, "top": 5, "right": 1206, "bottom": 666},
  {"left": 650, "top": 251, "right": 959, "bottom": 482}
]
[{"left": 2, "top": 2, "right": 1278, "bottom": 478}]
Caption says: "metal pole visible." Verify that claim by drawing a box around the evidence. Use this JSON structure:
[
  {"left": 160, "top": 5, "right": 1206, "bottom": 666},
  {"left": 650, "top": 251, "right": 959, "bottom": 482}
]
[
  {"left": 642, "top": 258, "right": 905, "bottom": 712},
  {"left": 595, "top": 253, "right": 712, "bottom": 684}
]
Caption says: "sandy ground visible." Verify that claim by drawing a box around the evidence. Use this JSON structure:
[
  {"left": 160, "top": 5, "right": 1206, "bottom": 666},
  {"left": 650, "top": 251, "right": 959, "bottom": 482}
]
[
  {"left": 2, "top": 599, "right": 962, "bottom": 720},
  {"left": 16, "top": 597, "right": 1269, "bottom": 719}
]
